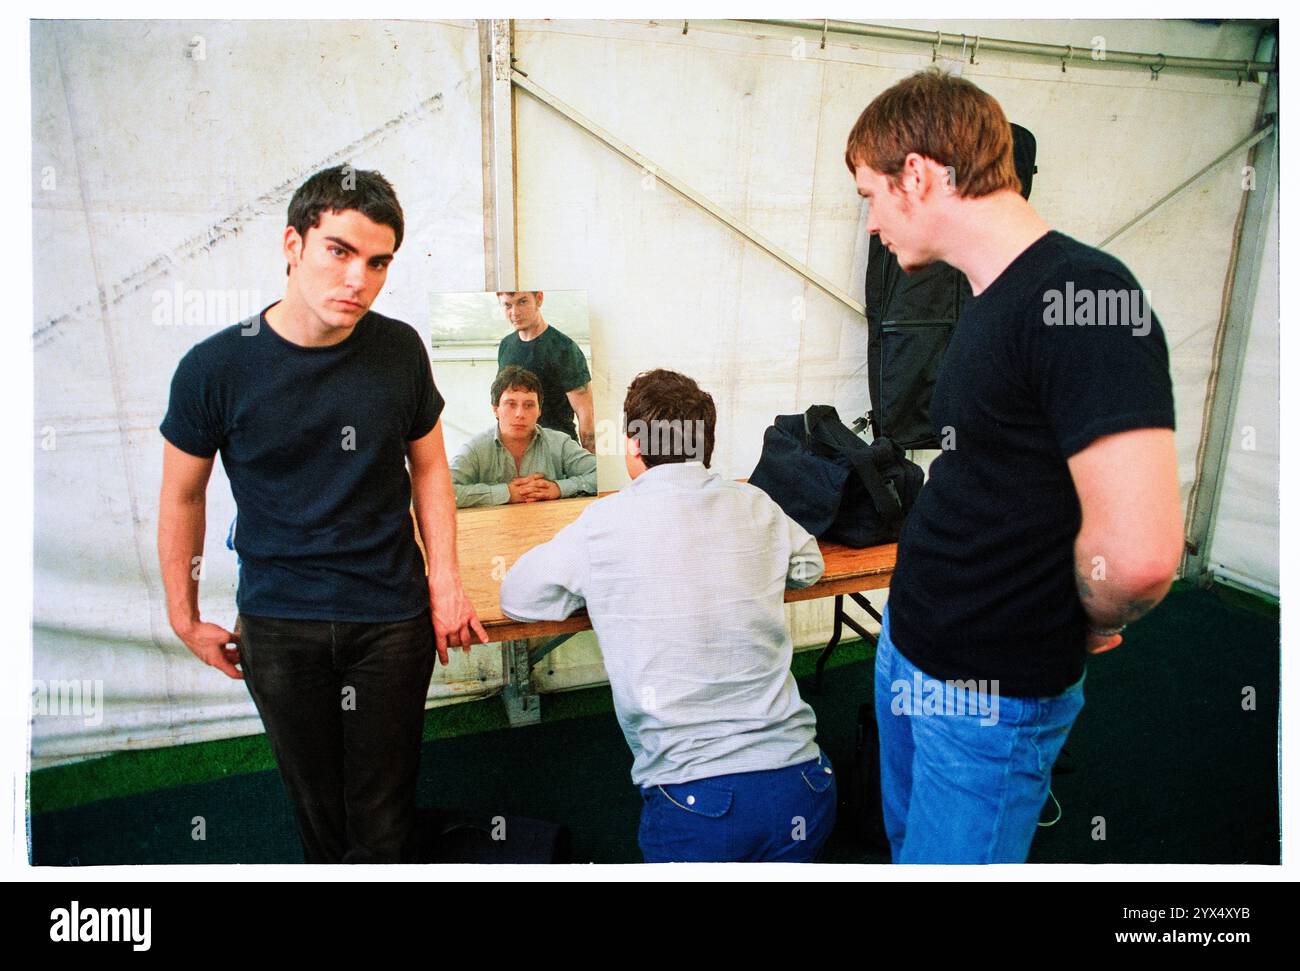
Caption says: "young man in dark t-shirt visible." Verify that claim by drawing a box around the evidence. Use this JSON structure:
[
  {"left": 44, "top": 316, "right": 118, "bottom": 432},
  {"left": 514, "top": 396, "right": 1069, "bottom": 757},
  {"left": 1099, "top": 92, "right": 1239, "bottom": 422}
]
[
  {"left": 158, "top": 165, "right": 487, "bottom": 863},
  {"left": 845, "top": 70, "right": 1183, "bottom": 863},
  {"left": 496, "top": 291, "right": 595, "bottom": 451}
]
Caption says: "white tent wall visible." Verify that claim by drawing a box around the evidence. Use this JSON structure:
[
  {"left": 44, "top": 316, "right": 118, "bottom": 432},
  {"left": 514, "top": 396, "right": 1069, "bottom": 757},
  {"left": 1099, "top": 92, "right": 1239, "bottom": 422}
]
[
  {"left": 512, "top": 18, "right": 1271, "bottom": 692},
  {"left": 32, "top": 20, "right": 491, "bottom": 766},
  {"left": 1206, "top": 186, "right": 1280, "bottom": 597},
  {"left": 31, "top": 18, "right": 1277, "bottom": 763}
]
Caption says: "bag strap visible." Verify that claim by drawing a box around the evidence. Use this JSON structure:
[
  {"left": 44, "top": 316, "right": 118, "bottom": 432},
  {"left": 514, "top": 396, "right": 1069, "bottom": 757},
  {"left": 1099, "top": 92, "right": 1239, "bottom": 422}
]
[{"left": 803, "top": 406, "right": 903, "bottom": 524}]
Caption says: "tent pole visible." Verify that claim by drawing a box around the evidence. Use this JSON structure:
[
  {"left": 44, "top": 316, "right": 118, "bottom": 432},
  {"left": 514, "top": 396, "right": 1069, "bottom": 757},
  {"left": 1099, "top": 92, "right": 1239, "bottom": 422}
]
[
  {"left": 737, "top": 19, "right": 1277, "bottom": 80},
  {"left": 489, "top": 19, "right": 519, "bottom": 291},
  {"left": 1181, "top": 68, "right": 1277, "bottom": 584}
]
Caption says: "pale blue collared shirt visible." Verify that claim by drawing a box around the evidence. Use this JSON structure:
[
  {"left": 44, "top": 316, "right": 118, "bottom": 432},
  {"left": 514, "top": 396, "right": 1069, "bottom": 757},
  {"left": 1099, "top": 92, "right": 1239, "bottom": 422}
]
[
  {"left": 450, "top": 424, "right": 597, "bottom": 507},
  {"left": 500, "top": 461, "right": 824, "bottom": 787}
]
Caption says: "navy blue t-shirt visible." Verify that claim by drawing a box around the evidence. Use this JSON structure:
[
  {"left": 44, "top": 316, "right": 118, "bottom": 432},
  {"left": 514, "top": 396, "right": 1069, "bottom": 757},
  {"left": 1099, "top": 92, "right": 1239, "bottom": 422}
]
[
  {"left": 497, "top": 324, "right": 590, "bottom": 440},
  {"left": 887, "top": 231, "right": 1176, "bottom": 697},
  {"left": 160, "top": 307, "right": 444, "bottom": 622}
]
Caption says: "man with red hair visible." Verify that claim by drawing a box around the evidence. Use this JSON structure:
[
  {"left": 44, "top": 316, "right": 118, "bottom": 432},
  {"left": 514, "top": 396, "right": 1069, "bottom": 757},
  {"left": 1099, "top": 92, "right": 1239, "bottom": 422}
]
[{"left": 846, "top": 69, "right": 1182, "bottom": 863}]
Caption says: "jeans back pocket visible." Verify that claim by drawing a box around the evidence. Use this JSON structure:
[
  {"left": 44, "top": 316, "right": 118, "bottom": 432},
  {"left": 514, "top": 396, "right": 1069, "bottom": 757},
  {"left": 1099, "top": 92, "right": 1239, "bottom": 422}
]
[
  {"left": 656, "top": 780, "right": 733, "bottom": 818},
  {"left": 800, "top": 754, "right": 835, "bottom": 794}
]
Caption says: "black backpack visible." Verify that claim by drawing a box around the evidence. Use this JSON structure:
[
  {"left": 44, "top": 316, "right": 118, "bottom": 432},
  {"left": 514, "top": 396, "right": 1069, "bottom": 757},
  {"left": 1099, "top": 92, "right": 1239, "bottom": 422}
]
[
  {"left": 863, "top": 123, "right": 1037, "bottom": 449},
  {"left": 864, "top": 245, "right": 969, "bottom": 449}
]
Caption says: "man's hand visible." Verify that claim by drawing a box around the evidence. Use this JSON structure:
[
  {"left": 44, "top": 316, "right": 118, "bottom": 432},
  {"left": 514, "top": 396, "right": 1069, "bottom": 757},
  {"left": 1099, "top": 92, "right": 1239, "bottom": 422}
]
[
  {"left": 175, "top": 619, "right": 243, "bottom": 679},
  {"left": 520, "top": 478, "right": 561, "bottom": 502},
  {"left": 1085, "top": 630, "right": 1123, "bottom": 655},
  {"left": 429, "top": 576, "right": 490, "bottom": 665},
  {"left": 507, "top": 473, "right": 549, "bottom": 503}
]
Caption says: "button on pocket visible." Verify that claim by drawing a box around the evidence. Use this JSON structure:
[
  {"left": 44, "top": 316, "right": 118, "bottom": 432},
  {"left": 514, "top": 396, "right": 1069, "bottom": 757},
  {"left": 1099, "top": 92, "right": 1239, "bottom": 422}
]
[
  {"left": 657, "top": 781, "right": 733, "bottom": 819},
  {"left": 801, "top": 755, "right": 835, "bottom": 794}
]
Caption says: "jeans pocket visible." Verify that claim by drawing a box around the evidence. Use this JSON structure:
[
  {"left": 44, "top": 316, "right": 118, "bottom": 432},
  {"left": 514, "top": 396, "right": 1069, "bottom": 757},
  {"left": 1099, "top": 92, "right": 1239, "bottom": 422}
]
[
  {"left": 240, "top": 614, "right": 313, "bottom": 642},
  {"left": 656, "top": 780, "right": 734, "bottom": 819},
  {"left": 640, "top": 779, "right": 737, "bottom": 862},
  {"left": 801, "top": 754, "right": 835, "bottom": 794}
]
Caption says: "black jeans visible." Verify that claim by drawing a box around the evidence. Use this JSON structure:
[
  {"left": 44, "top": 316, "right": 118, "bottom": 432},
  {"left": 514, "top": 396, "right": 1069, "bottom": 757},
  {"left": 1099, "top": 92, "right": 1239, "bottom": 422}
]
[{"left": 238, "top": 609, "right": 436, "bottom": 863}]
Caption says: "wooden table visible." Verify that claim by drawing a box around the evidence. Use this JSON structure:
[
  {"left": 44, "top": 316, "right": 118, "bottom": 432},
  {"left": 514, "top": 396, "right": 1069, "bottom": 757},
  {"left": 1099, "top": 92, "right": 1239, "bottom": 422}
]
[{"left": 455, "top": 494, "right": 896, "bottom": 724}]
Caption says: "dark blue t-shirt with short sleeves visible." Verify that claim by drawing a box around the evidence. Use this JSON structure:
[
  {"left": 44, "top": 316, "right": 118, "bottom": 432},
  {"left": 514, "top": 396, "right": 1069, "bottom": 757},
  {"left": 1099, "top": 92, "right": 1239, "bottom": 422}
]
[
  {"left": 497, "top": 324, "right": 591, "bottom": 440},
  {"left": 887, "top": 231, "right": 1176, "bottom": 697},
  {"left": 160, "top": 307, "right": 444, "bottom": 622}
]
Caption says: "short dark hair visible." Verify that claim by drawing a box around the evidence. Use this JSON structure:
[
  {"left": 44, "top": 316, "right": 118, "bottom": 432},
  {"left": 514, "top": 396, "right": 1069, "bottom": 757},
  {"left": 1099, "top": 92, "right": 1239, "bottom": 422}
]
[
  {"left": 491, "top": 366, "right": 544, "bottom": 408},
  {"left": 623, "top": 369, "right": 716, "bottom": 468},
  {"left": 286, "top": 164, "right": 405, "bottom": 260}
]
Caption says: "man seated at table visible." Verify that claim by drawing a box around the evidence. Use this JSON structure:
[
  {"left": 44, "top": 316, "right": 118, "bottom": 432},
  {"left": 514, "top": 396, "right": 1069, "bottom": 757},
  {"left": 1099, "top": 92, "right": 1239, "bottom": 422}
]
[
  {"left": 450, "top": 365, "right": 597, "bottom": 508},
  {"left": 499, "top": 368, "right": 836, "bottom": 863}
]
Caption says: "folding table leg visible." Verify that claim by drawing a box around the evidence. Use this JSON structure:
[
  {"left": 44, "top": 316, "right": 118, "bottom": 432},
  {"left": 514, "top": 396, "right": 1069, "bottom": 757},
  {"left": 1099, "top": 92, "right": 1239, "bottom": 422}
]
[
  {"left": 813, "top": 593, "right": 883, "bottom": 694},
  {"left": 501, "top": 638, "right": 541, "bottom": 726}
]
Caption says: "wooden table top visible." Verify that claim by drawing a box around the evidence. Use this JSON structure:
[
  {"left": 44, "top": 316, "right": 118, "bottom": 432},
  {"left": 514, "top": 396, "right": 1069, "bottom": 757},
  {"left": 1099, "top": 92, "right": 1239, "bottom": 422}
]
[{"left": 455, "top": 494, "right": 896, "bottom": 640}]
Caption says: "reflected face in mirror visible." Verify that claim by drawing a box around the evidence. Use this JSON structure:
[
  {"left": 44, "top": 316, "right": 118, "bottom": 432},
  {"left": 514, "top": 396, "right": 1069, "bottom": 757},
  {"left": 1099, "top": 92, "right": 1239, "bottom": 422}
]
[
  {"left": 493, "top": 386, "right": 542, "bottom": 447},
  {"left": 498, "top": 291, "right": 545, "bottom": 339}
]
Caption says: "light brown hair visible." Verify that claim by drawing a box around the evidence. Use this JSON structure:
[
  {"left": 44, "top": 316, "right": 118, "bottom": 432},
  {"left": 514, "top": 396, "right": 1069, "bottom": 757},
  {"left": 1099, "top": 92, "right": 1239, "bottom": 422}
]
[{"left": 844, "top": 68, "right": 1020, "bottom": 198}]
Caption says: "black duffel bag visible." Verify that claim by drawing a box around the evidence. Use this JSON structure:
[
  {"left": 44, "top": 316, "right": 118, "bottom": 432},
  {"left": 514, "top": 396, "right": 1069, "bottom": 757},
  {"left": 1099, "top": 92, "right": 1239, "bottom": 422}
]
[{"left": 748, "top": 404, "right": 923, "bottom": 548}]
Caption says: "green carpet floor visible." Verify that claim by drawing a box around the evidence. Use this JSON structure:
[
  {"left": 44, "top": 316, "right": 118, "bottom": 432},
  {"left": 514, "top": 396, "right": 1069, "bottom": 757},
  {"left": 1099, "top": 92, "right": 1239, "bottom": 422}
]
[{"left": 29, "top": 582, "right": 1279, "bottom": 865}]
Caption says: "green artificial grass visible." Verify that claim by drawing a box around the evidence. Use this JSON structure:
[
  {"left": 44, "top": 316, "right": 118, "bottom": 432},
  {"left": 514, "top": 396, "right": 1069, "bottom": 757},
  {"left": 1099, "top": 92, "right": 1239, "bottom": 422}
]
[
  {"left": 30, "top": 577, "right": 1273, "bottom": 820},
  {"left": 30, "top": 582, "right": 1280, "bottom": 865},
  {"left": 30, "top": 636, "right": 876, "bottom": 815}
]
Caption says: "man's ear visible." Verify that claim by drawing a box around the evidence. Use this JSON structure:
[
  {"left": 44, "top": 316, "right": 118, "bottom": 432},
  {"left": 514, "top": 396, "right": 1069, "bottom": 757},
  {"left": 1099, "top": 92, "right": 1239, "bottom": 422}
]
[
  {"left": 625, "top": 434, "right": 641, "bottom": 461},
  {"left": 899, "top": 152, "right": 929, "bottom": 194},
  {"left": 284, "top": 226, "right": 305, "bottom": 272}
]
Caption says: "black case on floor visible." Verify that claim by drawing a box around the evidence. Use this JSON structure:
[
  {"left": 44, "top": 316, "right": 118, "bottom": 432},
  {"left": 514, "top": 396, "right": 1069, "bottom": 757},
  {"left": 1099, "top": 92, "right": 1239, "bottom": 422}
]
[{"left": 416, "top": 808, "right": 573, "bottom": 864}]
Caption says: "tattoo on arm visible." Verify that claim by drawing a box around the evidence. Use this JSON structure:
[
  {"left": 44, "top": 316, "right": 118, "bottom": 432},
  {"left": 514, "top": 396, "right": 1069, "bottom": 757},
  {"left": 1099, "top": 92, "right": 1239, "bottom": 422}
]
[
  {"left": 1116, "top": 599, "right": 1158, "bottom": 626},
  {"left": 1075, "top": 568, "right": 1094, "bottom": 605}
]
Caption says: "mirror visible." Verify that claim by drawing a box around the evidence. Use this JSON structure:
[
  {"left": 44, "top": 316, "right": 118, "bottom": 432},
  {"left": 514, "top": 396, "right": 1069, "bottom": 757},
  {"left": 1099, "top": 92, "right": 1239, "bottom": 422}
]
[{"left": 429, "top": 290, "right": 598, "bottom": 507}]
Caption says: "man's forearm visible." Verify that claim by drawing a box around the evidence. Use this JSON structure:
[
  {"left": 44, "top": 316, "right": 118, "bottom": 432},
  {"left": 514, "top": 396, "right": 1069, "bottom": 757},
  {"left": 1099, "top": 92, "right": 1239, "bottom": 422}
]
[
  {"left": 158, "top": 497, "right": 206, "bottom": 635},
  {"left": 412, "top": 466, "right": 462, "bottom": 584},
  {"left": 569, "top": 389, "right": 596, "bottom": 452},
  {"left": 453, "top": 481, "right": 510, "bottom": 507},
  {"left": 554, "top": 475, "right": 592, "bottom": 499}
]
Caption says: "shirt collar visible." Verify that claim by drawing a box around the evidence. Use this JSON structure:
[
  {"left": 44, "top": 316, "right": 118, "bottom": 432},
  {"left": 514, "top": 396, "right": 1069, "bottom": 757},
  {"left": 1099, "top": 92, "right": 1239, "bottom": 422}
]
[
  {"left": 628, "top": 461, "right": 711, "bottom": 491},
  {"left": 493, "top": 424, "right": 539, "bottom": 452}
]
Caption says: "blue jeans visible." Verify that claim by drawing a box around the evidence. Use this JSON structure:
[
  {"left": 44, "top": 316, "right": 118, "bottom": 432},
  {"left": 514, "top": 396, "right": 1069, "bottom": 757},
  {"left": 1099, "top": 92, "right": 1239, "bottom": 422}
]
[
  {"left": 637, "top": 752, "right": 837, "bottom": 863},
  {"left": 874, "top": 604, "right": 1084, "bottom": 864}
]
